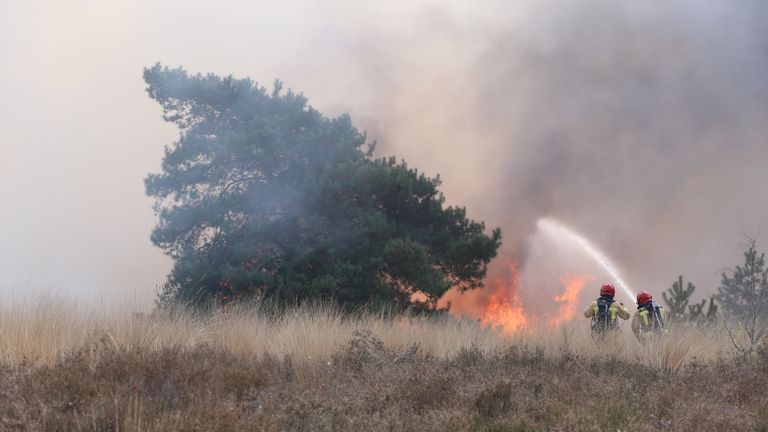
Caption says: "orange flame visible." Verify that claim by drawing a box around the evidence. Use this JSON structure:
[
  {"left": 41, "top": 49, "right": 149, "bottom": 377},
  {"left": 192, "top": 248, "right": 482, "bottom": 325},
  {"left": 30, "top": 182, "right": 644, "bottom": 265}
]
[
  {"left": 439, "top": 260, "right": 528, "bottom": 335},
  {"left": 548, "top": 275, "right": 587, "bottom": 327},
  {"left": 479, "top": 282, "right": 528, "bottom": 335},
  {"left": 438, "top": 259, "right": 594, "bottom": 334}
]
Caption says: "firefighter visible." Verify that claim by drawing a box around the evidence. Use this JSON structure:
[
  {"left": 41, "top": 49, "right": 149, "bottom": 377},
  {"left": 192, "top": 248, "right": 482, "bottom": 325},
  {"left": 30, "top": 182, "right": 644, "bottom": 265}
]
[
  {"left": 631, "top": 291, "right": 667, "bottom": 339},
  {"left": 583, "top": 283, "right": 630, "bottom": 334}
]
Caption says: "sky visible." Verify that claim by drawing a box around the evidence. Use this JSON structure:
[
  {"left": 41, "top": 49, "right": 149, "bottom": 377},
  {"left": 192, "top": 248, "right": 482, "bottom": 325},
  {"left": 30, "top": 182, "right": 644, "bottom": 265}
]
[{"left": 2, "top": 0, "right": 767, "bottom": 309}]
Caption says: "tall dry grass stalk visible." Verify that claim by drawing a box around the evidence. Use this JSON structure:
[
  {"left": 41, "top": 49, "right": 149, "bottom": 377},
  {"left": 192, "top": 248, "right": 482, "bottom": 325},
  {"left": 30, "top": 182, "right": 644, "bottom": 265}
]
[
  {"left": 513, "top": 320, "right": 731, "bottom": 372},
  {"left": 0, "top": 297, "right": 732, "bottom": 370}
]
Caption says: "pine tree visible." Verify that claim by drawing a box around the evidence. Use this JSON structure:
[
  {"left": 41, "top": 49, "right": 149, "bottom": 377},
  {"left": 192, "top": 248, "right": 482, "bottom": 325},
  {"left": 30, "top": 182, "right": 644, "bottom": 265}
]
[
  {"left": 663, "top": 275, "right": 718, "bottom": 324},
  {"left": 717, "top": 238, "right": 768, "bottom": 355},
  {"left": 143, "top": 64, "right": 502, "bottom": 309},
  {"left": 663, "top": 275, "right": 695, "bottom": 321},
  {"left": 717, "top": 239, "right": 768, "bottom": 319},
  {"left": 688, "top": 296, "right": 718, "bottom": 322}
]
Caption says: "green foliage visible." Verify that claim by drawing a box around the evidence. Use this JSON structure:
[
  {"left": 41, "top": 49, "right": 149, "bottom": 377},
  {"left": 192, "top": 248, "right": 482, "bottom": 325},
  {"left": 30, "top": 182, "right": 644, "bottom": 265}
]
[
  {"left": 663, "top": 275, "right": 695, "bottom": 320},
  {"left": 143, "top": 64, "right": 501, "bottom": 309},
  {"left": 717, "top": 238, "right": 768, "bottom": 355},
  {"left": 688, "top": 296, "right": 718, "bottom": 322},
  {"left": 717, "top": 239, "right": 768, "bottom": 319},
  {"left": 663, "top": 275, "right": 718, "bottom": 324}
]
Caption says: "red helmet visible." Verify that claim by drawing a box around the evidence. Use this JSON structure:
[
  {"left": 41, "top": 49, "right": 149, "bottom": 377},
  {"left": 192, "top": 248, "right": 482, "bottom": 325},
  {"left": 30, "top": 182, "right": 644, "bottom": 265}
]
[
  {"left": 637, "top": 291, "right": 652, "bottom": 305},
  {"left": 600, "top": 283, "right": 615, "bottom": 297}
]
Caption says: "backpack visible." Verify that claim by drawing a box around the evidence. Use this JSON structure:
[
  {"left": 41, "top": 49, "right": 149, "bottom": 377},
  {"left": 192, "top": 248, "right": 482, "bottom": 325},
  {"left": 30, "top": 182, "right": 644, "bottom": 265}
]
[
  {"left": 591, "top": 297, "right": 618, "bottom": 333},
  {"left": 640, "top": 302, "right": 665, "bottom": 334}
]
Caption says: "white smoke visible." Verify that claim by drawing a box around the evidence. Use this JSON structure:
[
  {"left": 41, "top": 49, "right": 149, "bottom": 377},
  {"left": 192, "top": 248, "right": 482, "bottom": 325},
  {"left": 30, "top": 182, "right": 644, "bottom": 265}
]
[{"left": 2, "top": 0, "right": 767, "bottom": 308}]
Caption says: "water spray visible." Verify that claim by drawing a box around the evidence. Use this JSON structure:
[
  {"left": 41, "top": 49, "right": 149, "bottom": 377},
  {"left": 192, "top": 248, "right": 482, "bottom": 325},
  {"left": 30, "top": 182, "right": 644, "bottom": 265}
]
[{"left": 537, "top": 218, "right": 635, "bottom": 301}]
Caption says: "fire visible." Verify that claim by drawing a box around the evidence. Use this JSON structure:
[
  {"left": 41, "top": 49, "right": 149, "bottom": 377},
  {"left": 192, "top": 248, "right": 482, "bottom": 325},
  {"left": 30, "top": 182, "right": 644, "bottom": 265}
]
[
  {"left": 479, "top": 280, "right": 528, "bottom": 335},
  {"left": 438, "top": 258, "right": 593, "bottom": 334},
  {"left": 548, "top": 275, "right": 588, "bottom": 327},
  {"left": 439, "top": 260, "right": 528, "bottom": 335}
]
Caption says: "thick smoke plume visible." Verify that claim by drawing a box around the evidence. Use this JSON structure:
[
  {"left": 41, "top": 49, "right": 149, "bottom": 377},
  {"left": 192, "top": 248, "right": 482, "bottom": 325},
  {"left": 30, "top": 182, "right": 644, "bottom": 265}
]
[
  {"left": 324, "top": 0, "right": 768, "bottom": 300},
  {"left": 2, "top": 0, "right": 767, "bottom": 308}
]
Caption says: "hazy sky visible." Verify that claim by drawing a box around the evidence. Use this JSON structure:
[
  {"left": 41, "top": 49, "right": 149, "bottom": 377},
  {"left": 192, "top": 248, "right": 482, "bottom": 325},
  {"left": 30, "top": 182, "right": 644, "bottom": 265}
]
[{"left": 2, "top": 0, "right": 767, "bottom": 308}]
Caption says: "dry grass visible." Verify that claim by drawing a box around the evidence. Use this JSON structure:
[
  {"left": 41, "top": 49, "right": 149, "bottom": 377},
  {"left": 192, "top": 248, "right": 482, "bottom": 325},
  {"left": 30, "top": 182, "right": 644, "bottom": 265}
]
[
  {"left": 513, "top": 321, "right": 730, "bottom": 374},
  {"left": 0, "top": 298, "right": 731, "bottom": 368},
  {"left": 0, "top": 299, "right": 511, "bottom": 367},
  {"left": 0, "top": 298, "right": 761, "bottom": 431}
]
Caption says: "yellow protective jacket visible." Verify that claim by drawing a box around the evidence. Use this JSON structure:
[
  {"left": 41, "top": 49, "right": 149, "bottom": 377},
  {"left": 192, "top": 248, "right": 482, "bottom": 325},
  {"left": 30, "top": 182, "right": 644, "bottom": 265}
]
[
  {"left": 631, "top": 305, "right": 667, "bottom": 338},
  {"left": 583, "top": 299, "right": 630, "bottom": 323}
]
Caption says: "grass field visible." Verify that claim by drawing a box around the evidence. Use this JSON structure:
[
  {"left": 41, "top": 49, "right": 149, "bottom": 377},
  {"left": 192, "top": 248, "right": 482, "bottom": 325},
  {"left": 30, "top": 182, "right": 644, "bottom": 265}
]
[{"left": 0, "top": 299, "right": 764, "bottom": 431}]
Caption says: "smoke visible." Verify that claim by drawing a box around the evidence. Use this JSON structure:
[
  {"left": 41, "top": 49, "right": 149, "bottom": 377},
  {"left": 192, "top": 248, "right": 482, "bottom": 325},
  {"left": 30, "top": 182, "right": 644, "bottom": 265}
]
[
  {"left": 318, "top": 0, "right": 768, "bottom": 298},
  {"left": 2, "top": 0, "right": 768, "bottom": 307}
]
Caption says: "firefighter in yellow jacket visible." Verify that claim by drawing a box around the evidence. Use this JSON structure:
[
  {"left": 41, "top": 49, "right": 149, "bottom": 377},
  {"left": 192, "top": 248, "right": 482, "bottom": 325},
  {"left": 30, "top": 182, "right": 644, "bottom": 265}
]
[
  {"left": 631, "top": 291, "right": 667, "bottom": 339},
  {"left": 583, "top": 283, "right": 630, "bottom": 333}
]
